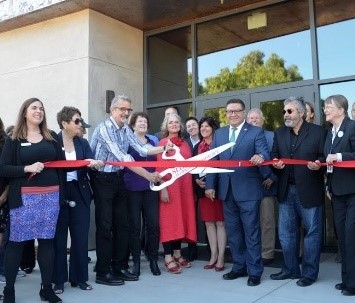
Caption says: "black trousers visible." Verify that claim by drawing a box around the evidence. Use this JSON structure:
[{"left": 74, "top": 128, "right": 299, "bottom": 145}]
[
  {"left": 127, "top": 190, "right": 159, "bottom": 262},
  {"left": 332, "top": 193, "right": 355, "bottom": 291},
  {"left": 53, "top": 181, "right": 90, "bottom": 284},
  {"left": 92, "top": 172, "right": 129, "bottom": 275}
]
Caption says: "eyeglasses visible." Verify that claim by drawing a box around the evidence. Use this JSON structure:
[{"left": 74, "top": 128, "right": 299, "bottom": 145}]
[
  {"left": 226, "top": 109, "right": 244, "bottom": 115},
  {"left": 72, "top": 118, "right": 83, "bottom": 125},
  {"left": 323, "top": 105, "right": 337, "bottom": 111},
  {"left": 283, "top": 109, "right": 294, "bottom": 115},
  {"left": 115, "top": 107, "right": 133, "bottom": 113}
]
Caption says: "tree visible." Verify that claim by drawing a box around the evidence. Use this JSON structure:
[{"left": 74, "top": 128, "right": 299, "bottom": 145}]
[{"left": 198, "top": 50, "right": 303, "bottom": 126}]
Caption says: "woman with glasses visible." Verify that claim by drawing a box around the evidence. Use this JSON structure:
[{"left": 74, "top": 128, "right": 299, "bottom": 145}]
[
  {"left": 124, "top": 112, "right": 160, "bottom": 276},
  {"left": 53, "top": 106, "right": 103, "bottom": 294},
  {"left": 323, "top": 95, "right": 355, "bottom": 296},
  {"left": 0, "top": 98, "right": 64, "bottom": 303}
]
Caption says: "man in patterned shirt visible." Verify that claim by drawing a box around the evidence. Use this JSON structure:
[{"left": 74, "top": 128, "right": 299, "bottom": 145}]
[{"left": 91, "top": 95, "right": 165, "bottom": 286}]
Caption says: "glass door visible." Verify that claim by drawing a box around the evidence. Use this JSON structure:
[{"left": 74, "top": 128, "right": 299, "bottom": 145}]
[{"left": 250, "top": 86, "right": 315, "bottom": 130}]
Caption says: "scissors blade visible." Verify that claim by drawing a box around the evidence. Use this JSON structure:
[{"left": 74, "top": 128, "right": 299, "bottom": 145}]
[
  {"left": 189, "top": 167, "right": 234, "bottom": 174},
  {"left": 188, "top": 142, "right": 235, "bottom": 162}
]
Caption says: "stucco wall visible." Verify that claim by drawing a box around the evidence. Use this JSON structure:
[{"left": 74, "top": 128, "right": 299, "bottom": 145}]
[
  {"left": 0, "top": 9, "right": 143, "bottom": 135},
  {"left": 0, "top": 10, "right": 90, "bottom": 131},
  {"left": 87, "top": 10, "right": 143, "bottom": 130}
]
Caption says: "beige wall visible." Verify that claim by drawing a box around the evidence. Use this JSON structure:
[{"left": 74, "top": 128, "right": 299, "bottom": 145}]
[
  {"left": 87, "top": 10, "right": 143, "bottom": 132},
  {"left": 0, "top": 10, "right": 90, "bottom": 131},
  {"left": 0, "top": 9, "right": 143, "bottom": 136}
]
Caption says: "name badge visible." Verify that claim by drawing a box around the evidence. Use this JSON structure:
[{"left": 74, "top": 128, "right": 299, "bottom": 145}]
[
  {"left": 327, "top": 165, "right": 333, "bottom": 173},
  {"left": 21, "top": 142, "right": 31, "bottom": 146}
]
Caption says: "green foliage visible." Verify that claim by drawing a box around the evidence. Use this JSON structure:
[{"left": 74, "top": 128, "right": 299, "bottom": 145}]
[{"left": 195, "top": 50, "right": 303, "bottom": 128}]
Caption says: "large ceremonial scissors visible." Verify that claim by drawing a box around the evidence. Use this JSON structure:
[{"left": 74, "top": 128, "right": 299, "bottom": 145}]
[{"left": 150, "top": 142, "right": 235, "bottom": 191}]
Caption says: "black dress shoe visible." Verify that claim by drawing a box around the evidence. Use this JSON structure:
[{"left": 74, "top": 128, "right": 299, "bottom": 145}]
[
  {"left": 150, "top": 260, "right": 161, "bottom": 276},
  {"left": 132, "top": 262, "right": 140, "bottom": 276},
  {"left": 95, "top": 273, "right": 124, "bottom": 286},
  {"left": 113, "top": 269, "right": 139, "bottom": 281},
  {"left": 296, "top": 277, "right": 315, "bottom": 287},
  {"left": 342, "top": 289, "right": 355, "bottom": 296},
  {"left": 335, "top": 283, "right": 345, "bottom": 290},
  {"left": 247, "top": 276, "right": 261, "bottom": 286},
  {"left": 270, "top": 271, "right": 300, "bottom": 280},
  {"left": 223, "top": 270, "right": 248, "bottom": 280}
]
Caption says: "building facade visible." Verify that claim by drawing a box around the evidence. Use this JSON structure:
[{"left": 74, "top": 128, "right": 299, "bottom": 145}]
[{"left": 1, "top": 0, "right": 355, "bottom": 248}]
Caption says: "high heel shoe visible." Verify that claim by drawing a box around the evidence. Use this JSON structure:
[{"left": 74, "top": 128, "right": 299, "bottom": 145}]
[
  {"left": 39, "top": 283, "right": 62, "bottom": 303},
  {"left": 164, "top": 260, "right": 181, "bottom": 274},
  {"left": 215, "top": 265, "right": 225, "bottom": 272},
  {"left": 204, "top": 261, "right": 217, "bottom": 269},
  {"left": 174, "top": 256, "right": 191, "bottom": 268},
  {"left": 150, "top": 260, "right": 161, "bottom": 276},
  {"left": 70, "top": 282, "right": 92, "bottom": 290}
]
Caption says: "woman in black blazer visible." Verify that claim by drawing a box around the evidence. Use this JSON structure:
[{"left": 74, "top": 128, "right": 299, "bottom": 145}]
[
  {"left": 53, "top": 106, "right": 102, "bottom": 294},
  {"left": 323, "top": 95, "right": 355, "bottom": 296}
]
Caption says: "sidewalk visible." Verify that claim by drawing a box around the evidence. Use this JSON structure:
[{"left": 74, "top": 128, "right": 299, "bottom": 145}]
[{"left": 3, "top": 252, "right": 351, "bottom": 303}]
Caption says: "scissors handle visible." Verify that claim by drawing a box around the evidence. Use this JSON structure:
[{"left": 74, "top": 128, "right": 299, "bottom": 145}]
[
  {"left": 149, "top": 169, "right": 176, "bottom": 191},
  {"left": 162, "top": 145, "right": 184, "bottom": 160}
]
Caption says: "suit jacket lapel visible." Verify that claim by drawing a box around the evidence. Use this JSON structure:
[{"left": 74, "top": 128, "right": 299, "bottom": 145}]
[
  {"left": 332, "top": 118, "right": 349, "bottom": 151},
  {"left": 230, "top": 123, "right": 249, "bottom": 157}
]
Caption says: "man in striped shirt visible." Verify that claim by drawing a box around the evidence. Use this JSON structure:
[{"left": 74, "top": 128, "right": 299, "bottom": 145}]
[{"left": 91, "top": 95, "right": 165, "bottom": 286}]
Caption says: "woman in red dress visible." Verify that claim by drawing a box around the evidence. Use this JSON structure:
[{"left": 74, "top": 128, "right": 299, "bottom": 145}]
[
  {"left": 194, "top": 117, "right": 226, "bottom": 271},
  {"left": 158, "top": 113, "right": 197, "bottom": 274}
]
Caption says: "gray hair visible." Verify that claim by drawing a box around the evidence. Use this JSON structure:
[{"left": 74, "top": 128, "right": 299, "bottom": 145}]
[
  {"left": 247, "top": 108, "right": 264, "bottom": 121},
  {"left": 284, "top": 96, "right": 306, "bottom": 118},
  {"left": 324, "top": 95, "right": 348, "bottom": 116},
  {"left": 110, "top": 95, "right": 132, "bottom": 110}
]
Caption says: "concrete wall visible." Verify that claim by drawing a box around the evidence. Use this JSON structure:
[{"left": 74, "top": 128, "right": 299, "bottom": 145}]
[
  {"left": 0, "top": 9, "right": 143, "bottom": 134},
  {"left": 0, "top": 10, "right": 90, "bottom": 131},
  {"left": 87, "top": 10, "right": 143, "bottom": 131}
]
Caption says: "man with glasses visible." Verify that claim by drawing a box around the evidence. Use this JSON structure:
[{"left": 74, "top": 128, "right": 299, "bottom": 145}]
[
  {"left": 205, "top": 99, "right": 269, "bottom": 286},
  {"left": 270, "top": 96, "right": 326, "bottom": 287},
  {"left": 90, "top": 95, "right": 166, "bottom": 286}
]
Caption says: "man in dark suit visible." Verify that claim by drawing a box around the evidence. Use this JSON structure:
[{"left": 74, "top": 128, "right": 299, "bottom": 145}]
[
  {"left": 270, "top": 96, "right": 326, "bottom": 287},
  {"left": 323, "top": 94, "right": 355, "bottom": 296},
  {"left": 205, "top": 99, "right": 269, "bottom": 286}
]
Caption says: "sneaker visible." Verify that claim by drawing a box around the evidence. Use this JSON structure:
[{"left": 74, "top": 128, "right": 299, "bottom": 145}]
[
  {"left": 0, "top": 274, "right": 6, "bottom": 284},
  {"left": 17, "top": 270, "right": 26, "bottom": 277}
]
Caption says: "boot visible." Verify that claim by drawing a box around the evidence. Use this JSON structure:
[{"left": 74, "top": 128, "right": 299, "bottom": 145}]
[
  {"left": 39, "top": 283, "right": 62, "bottom": 303},
  {"left": 150, "top": 260, "right": 161, "bottom": 276},
  {"left": 3, "top": 286, "right": 15, "bottom": 303},
  {"left": 132, "top": 261, "right": 141, "bottom": 276}
]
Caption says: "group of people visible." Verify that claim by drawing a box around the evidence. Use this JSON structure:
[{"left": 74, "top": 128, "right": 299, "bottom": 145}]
[{"left": 0, "top": 93, "right": 354, "bottom": 303}]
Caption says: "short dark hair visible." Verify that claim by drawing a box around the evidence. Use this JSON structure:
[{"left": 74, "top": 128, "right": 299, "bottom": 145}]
[
  {"left": 185, "top": 117, "right": 198, "bottom": 125},
  {"left": 226, "top": 99, "right": 245, "bottom": 110},
  {"left": 129, "top": 112, "right": 150, "bottom": 129},
  {"left": 57, "top": 106, "right": 82, "bottom": 130},
  {"left": 198, "top": 116, "right": 220, "bottom": 140}
]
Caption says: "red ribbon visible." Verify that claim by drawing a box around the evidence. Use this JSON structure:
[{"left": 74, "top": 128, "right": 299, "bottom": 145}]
[{"left": 41, "top": 159, "right": 355, "bottom": 169}]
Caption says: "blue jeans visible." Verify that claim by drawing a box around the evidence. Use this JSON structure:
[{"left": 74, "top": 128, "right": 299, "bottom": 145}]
[{"left": 278, "top": 185, "right": 322, "bottom": 280}]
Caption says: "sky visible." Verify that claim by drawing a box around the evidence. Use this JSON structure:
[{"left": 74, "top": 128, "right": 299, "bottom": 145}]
[{"left": 190, "top": 19, "right": 355, "bottom": 110}]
